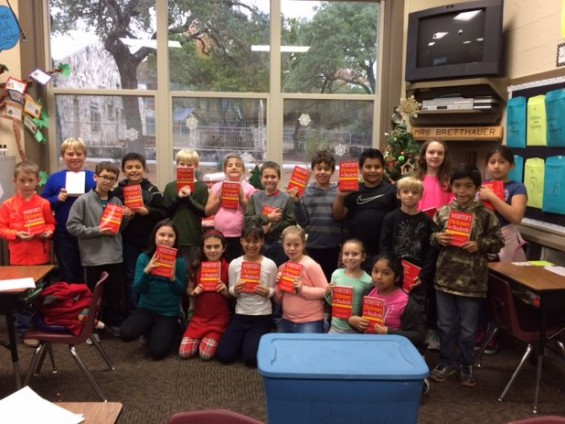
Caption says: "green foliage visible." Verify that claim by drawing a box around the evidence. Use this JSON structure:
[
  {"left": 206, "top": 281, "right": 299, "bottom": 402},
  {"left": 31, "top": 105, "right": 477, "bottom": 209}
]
[
  {"left": 248, "top": 164, "right": 264, "bottom": 190},
  {"left": 57, "top": 63, "right": 71, "bottom": 77},
  {"left": 39, "top": 171, "right": 49, "bottom": 186},
  {"left": 383, "top": 123, "right": 419, "bottom": 183}
]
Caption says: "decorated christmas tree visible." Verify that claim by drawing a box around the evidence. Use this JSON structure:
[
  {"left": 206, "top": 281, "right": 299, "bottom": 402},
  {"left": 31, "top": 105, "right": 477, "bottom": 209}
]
[
  {"left": 248, "top": 164, "right": 264, "bottom": 190},
  {"left": 383, "top": 96, "right": 421, "bottom": 183}
]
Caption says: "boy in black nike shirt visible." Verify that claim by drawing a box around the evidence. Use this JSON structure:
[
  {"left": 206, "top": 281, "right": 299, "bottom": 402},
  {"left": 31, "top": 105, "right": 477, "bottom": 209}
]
[{"left": 332, "top": 148, "right": 398, "bottom": 270}]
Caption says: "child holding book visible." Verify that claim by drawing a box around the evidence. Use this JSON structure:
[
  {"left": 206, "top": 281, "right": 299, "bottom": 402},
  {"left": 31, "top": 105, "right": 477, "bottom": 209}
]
[
  {"left": 179, "top": 229, "right": 231, "bottom": 360},
  {"left": 347, "top": 253, "right": 425, "bottom": 348},
  {"left": 67, "top": 161, "right": 129, "bottom": 332},
  {"left": 204, "top": 154, "right": 256, "bottom": 262},
  {"left": 290, "top": 150, "right": 342, "bottom": 281},
  {"left": 120, "top": 219, "right": 187, "bottom": 360},
  {"left": 379, "top": 176, "right": 436, "bottom": 306},
  {"left": 478, "top": 145, "right": 528, "bottom": 262},
  {"left": 429, "top": 164, "right": 504, "bottom": 387},
  {"left": 113, "top": 152, "right": 167, "bottom": 312},
  {"left": 273, "top": 225, "right": 328, "bottom": 333},
  {"left": 41, "top": 137, "right": 96, "bottom": 283},
  {"left": 245, "top": 161, "right": 295, "bottom": 266},
  {"left": 332, "top": 148, "right": 398, "bottom": 268},
  {"left": 164, "top": 148, "right": 209, "bottom": 269},
  {"left": 215, "top": 225, "right": 277, "bottom": 367},
  {"left": 325, "top": 239, "right": 373, "bottom": 334},
  {"left": 0, "top": 160, "right": 56, "bottom": 344}
]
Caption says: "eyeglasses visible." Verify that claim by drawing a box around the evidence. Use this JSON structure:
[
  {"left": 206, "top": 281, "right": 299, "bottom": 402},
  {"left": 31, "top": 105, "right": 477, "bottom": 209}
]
[{"left": 97, "top": 174, "right": 117, "bottom": 182}]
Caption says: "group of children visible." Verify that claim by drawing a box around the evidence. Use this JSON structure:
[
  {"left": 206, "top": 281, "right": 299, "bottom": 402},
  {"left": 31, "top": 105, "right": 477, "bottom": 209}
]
[{"left": 0, "top": 137, "right": 528, "bottom": 387}]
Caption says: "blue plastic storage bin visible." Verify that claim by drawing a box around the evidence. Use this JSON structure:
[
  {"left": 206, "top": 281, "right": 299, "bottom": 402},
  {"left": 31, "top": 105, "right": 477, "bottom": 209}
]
[{"left": 257, "top": 334, "right": 429, "bottom": 424}]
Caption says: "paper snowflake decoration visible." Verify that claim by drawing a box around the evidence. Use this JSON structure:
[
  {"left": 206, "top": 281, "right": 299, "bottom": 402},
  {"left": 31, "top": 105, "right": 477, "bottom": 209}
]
[
  {"left": 125, "top": 128, "right": 139, "bottom": 142},
  {"left": 240, "top": 152, "right": 255, "bottom": 163},
  {"left": 185, "top": 115, "right": 199, "bottom": 130},
  {"left": 298, "top": 113, "right": 311, "bottom": 127},
  {"left": 333, "top": 143, "right": 348, "bottom": 157}
]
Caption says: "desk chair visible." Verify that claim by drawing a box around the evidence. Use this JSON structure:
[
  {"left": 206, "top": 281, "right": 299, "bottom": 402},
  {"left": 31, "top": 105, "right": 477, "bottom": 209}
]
[
  {"left": 22, "top": 272, "right": 116, "bottom": 401},
  {"left": 475, "top": 274, "right": 565, "bottom": 408},
  {"left": 169, "top": 409, "right": 264, "bottom": 424}
]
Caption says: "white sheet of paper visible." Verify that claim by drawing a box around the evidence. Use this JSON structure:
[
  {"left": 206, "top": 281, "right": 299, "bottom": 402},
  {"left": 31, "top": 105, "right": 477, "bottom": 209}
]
[
  {"left": 65, "top": 171, "right": 86, "bottom": 196},
  {"left": 0, "top": 386, "right": 84, "bottom": 424},
  {"left": 545, "top": 266, "right": 565, "bottom": 277},
  {"left": 0, "top": 278, "right": 36, "bottom": 292},
  {"left": 30, "top": 68, "right": 52, "bottom": 85}
]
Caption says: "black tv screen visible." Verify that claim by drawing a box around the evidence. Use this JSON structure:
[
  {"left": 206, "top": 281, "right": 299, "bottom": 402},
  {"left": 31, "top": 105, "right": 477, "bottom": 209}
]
[{"left": 405, "top": 0, "right": 504, "bottom": 82}]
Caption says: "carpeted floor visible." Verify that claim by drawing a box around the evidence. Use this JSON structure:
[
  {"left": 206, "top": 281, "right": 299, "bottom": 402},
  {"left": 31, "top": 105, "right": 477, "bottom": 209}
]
[{"left": 1, "top": 326, "right": 565, "bottom": 424}]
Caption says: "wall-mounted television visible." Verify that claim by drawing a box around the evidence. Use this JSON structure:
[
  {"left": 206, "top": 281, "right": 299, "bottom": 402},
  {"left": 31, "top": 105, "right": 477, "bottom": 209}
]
[{"left": 405, "top": 0, "right": 504, "bottom": 83}]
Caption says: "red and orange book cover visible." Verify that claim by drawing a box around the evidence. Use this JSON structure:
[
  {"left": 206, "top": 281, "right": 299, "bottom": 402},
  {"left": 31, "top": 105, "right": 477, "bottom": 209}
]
[
  {"left": 99, "top": 204, "right": 124, "bottom": 235},
  {"left": 481, "top": 180, "right": 504, "bottom": 210},
  {"left": 401, "top": 260, "right": 421, "bottom": 293},
  {"left": 22, "top": 206, "right": 46, "bottom": 235},
  {"left": 362, "top": 296, "right": 385, "bottom": 333},
  {"left": 278, "top": 262, "right": 303, "bottom": 294},
  {"left": 123, "top": 184, "right": 144, "bottom": 209},
  {"left": 286, "top": 166, "right": 310, "bottom": 198},
  {"left": 338, "top": 161, "right": 359, "bottom": 192},
  {"left": 177, "top": 166, "right": 195, "bottom": 191},
  {"left": 200, "top": 261, "right": 222, "bottom": 292},
  {"left": 151, "top": 245, "right": 178, "bottom": 280},
  {"left": 446, "top": 210, "right": 474, "bottom": 247},
  {"left": 331, "top": 286, "right": 353, "bottom": 319},
  {"left": 221, "top": 181, "right": 241, "bottom": 209},
  {"left": 261, "top": 204, "right": 278, "bottom": 217},
  {"left": 241, "top": 261, "right": 261, "bottom": 294}
]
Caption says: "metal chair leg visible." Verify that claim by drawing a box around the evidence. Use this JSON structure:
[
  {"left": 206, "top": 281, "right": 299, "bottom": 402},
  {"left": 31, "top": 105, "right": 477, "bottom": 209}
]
[
  {"left": 499, "top": 343, "right": 533, "bottom": 402},
  {"left": 474, "top": 326, "right": 500, "bottom": 367},
  {"left": 24, "top": 343, "right": 47, "bottom": 385},
  {"left": 90, "top": 333, "right": 116, "bottom": 370},
  {"left": 68, "top": 345, "right": 107, "bottom": 402}
]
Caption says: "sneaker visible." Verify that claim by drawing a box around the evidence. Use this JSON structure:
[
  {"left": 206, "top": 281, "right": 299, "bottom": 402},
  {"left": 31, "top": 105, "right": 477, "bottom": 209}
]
[
  {"left": 474, "top": 331, "right": 485, "bottom": 352},
  {"left": 105, "top": 325, "right": 121, "bottom": 338},
  {"left": 426, "top": 329, "right": 440, "bottom": 351},
  {"left": 484, "top": 336, "right": 498, "bottom": 355},
  {"left": 422, "top": 378, "right": 430, "bottom": 395},
  {"left": 86, "top": 333, "right": 100, "bottom": 345},
  {"left": 458, "top": 365, "right": 477, "bottom": 387},
  {"left": 429, "top": 364, "right": 456, "bottom": 383},
  {"left": 22, "top": 338, "right": 40, "bottom": 348}
]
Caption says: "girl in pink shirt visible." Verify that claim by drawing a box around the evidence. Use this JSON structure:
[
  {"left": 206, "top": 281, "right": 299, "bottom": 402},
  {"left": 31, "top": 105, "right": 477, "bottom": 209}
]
[
  {"left": 415, "top": 139, "right": 453, "bottom": 212},
  {"left": 274, "top": 225, "right": 328, "bottom": 333}
]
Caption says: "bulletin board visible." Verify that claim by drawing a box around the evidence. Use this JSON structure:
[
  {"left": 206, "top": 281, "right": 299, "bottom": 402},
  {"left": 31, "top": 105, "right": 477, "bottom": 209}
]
[{"left": 508, "top": 74, "right": 565, "bottom": 230}]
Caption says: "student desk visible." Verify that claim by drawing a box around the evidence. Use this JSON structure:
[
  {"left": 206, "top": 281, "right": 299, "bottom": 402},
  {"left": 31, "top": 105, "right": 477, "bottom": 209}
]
[
  {"left": 58, "top": 402, "right": 123, "bottom": 423},
  {"left": 0, "top": 265, "right": 54, "bottom": 389},
  {"left": 488, "top": 262, "right": 565, "bottom": 413}
]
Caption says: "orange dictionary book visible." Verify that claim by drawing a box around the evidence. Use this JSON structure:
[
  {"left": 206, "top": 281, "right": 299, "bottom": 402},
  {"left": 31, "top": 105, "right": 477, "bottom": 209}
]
[
  {"left": 362, "top": 296, "right": 385, "bottom": 333},
  {"left": 331, "top": 286, "right": 353, "bottom": 319},
  {"left": 286, "top": 166, "right": 310, "bottom": 198},
  {"left": 241, "top": 261, "right": 261, "bottom": 294},
  {"left": 151, "top": 245, "right": 178, "bottom": 280},
  {"left": 261, "top": 204, "right": 278, "bottom": 217},
  {"left": 23, "top": 206, "right": 46, "bottom": 236},
  {"left": 99, "top": 204, "right": 124, "bottom": 235},
  {"left": 339, "top": 161, "right": 359, "bottom": 191},
  {"left": 200, "top": 261, "right": 221, "bottom": 291},
  {"left": 177, "top": 167, "right": 195, "bottom": 191},
  {"left": 221, "top": 182, "right": 240, "bottom": 209},
  {"left": 277, "top": 262, "right": 303, "bottom": 294},
  {"left": 481, "top": 180, "right": 504, "bottom": 210},
  {"left": 123, "top": 184, "right": 144, "bottom": 209},
  {"left": 446, "top": 210, "right": 474, "bottom": 247},
  {"left": 401, "top": 260, "right": 421, "bottom": 293}
]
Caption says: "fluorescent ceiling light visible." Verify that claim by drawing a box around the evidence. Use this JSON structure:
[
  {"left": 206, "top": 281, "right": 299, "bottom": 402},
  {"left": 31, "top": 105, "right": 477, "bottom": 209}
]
[
  {"left": 453, "top": 10, "right": 481, "bottom": 21},
  {"left": 119, "top": 38, "right": 182, "bottom": 51},
  {"left": 251, "top": 45, "right": 310, "bottom": 53}
]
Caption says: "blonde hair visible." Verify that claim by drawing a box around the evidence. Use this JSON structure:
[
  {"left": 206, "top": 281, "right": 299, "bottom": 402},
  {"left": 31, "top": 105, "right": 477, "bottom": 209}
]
[
  {"left": 223, "top": 154, "right": 244, "bottom": 171},
  {"left": 281, "top": 225, "right": 306, "bottom": 244},
  {"left": 14, "top": 160, "right": 40, "bottom": 178},
  {"left": 60, "top": 137, "right": 87, "bottom": 157},
  {"left": 176, "top": 148, "right": 200, "bottom": 165},
  {"left": 396, "top": 175, "right": 424, "bottom": 195}
]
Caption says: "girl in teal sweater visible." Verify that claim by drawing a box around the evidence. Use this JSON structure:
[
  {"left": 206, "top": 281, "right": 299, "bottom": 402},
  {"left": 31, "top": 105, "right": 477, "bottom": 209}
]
[{"left": 119, "top": 219, "right": 187, "bottom": 360}]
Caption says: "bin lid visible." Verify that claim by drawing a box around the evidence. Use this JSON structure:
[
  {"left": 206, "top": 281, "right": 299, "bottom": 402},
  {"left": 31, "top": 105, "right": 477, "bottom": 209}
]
[{"left": 257, "top": 334, "right": 429, "bottom": 380}]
